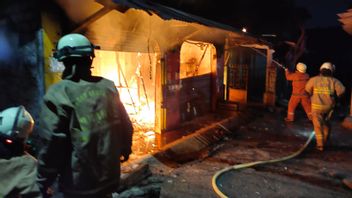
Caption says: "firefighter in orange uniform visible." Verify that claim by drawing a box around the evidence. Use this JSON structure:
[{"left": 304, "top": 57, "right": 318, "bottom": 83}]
[
  {"left": 305, "top": 62, "right": 345, "bottom": 151},
  {"left": 285, "top": 62, "right": 312, "bottom": 122}
]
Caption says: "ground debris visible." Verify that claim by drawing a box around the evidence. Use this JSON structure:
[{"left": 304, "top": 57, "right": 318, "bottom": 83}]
[{"left": 117, "top": 162, "right": 164, "bottom": 198}]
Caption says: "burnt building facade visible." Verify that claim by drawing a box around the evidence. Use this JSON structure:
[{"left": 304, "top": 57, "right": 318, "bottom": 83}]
[{"left": 1, "top": 0, "right": 278, "bottom": 154}]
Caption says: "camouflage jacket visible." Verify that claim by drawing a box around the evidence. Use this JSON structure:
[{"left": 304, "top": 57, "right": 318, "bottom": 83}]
[
  {"left": 37, "top": 77, "right": 133, "bottom": 196},
  {"left": 0, "top": 153, "right": 41, "bottom": 198}
]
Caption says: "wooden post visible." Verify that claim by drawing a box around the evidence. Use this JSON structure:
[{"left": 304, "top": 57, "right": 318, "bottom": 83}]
[{"left": 263, "top": 49, "right": 276, "bottom": 106}]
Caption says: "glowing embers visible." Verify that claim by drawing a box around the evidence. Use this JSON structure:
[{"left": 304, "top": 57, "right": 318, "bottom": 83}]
[
  {"left": 92, "top": 50, "right": 157, "bottom": 155},
  {"left": 132, "top": 130, "right": 157, "bottom": 155}
]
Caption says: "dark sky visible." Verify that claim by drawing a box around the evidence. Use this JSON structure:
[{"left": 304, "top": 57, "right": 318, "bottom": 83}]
[
  {"left": 295, "top": 0, "right": 351, "bottom": 28},
  {"left": 156, "top": 0, "right": 351, "bottom": 35}
]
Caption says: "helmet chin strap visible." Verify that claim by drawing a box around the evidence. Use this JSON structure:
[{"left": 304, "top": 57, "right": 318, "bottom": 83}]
[
  {"left": 62, "top": 62, "right": 92, "bottom": 80},
  {"left": 62, "top": 64, "right": 77, "bottom": 80},
  {"left": 11, "top": 106, "right": 23, "bottom": 137}
]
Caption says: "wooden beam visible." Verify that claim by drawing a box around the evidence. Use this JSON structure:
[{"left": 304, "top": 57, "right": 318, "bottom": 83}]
[
  {"left": 72, "top": 1, "right": 129, "bottom": 34},
  {"left": 72, "top": 7, "right": 114, "bottom": 33},
  {"left": 167, "top": 29, "right": 201, "bottom": 48}
]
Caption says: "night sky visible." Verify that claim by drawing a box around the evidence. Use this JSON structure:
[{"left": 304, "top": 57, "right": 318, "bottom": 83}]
[
  {"left": 155, "top": 0, "right": 351, "bottom": 40},
  {"left": 295, "top": 0, "right": 350, "bottom": 28}
]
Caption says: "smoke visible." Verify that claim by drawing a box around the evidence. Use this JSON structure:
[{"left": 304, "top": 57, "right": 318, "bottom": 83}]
[
  {"left": 54, "top": 0, "right": 231, "bottom": 53},
  {"left": 89, "top": 8, "right": 231, "bottom": 53},
  {"left": 86, "top": 9, "right": 178, "bottom": 52}
]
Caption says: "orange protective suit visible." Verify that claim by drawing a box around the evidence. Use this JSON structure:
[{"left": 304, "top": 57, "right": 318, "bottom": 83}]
[
  {"left": 305, "top": 75, "right": 345, "bottom": 151},
  {"left": 285, "top": 69, "right": 311, "bottom": 121}
]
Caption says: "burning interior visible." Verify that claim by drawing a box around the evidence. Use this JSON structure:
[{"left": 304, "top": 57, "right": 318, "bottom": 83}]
[
  {"left": 92, "top": 50, "right": 158, "bottom": 155},
  {"left": 90, "top": 40, "right": 215, "bottom": 155},
  {"left": 43, "top": 0, "right": 274, "bottom": 157}
]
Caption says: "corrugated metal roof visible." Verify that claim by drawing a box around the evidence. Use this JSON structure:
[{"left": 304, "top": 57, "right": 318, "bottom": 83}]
[
  {"left": 111, "top": 0, "right": 239, "bottom": 32},
  {"left": 105, "top": 0, "right": 270, "bottom": 46}
]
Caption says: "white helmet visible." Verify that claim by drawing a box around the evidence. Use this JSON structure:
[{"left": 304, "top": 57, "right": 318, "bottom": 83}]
[
  {"left": 53, "top": 33, "right": 96, "bottom": 61},
  {"left": 0, "top": 106, "right": 34, "bottom": 140},
  {"left": 320, "top": 62, "right": 335, "bottom": 72},
  {"left": 296, "top": 62, "right": 307, "bottom": 73}
]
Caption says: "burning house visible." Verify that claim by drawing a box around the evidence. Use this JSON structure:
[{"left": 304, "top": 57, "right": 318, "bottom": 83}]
[{"left": 41, "top": 0, "right": 277, "bottom": 155}]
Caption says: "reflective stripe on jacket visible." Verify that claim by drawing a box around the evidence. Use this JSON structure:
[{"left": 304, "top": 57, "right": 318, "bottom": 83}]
[
  {"left": 305, "top": 75, "right": 345, "bottom": 111},
  {"left": 285, "top": 70, "right": 310, "bottom": 95}
]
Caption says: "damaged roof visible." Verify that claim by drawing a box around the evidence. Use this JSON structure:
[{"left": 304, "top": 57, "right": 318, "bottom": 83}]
[
  {"left": 109, "top": 0, "right": 240, "bottom": 33},
  {"left": 108, "top": 0, "right": 269, "bottom": 44},
  {"left": 67, "top": 0, "right": 270, "bottom": 52}
]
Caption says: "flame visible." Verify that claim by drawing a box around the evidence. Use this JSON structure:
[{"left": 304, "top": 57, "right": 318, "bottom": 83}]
[{"left": 92, "top": 50, "right": 157, "bottom": 155}]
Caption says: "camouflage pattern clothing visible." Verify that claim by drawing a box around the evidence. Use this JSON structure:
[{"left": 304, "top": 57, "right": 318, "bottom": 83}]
[
  {"left": 0, "top": 152, "right": 41, "bottom": 198},
  {"left": 37, "top": 77, "right": 133, "bottom": 197}
]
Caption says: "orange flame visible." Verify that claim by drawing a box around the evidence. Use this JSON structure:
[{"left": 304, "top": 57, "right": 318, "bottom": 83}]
[{"left": 92, "top": 50, "right": 157, "bottom": 155}]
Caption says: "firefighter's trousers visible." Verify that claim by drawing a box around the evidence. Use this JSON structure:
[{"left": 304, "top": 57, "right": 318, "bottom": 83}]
[
  {"left": 286, "top": 95, "right": 312, "bottom": 121},
  {"left": 311, "top": 110, "right": 333, "bottom": 151}
]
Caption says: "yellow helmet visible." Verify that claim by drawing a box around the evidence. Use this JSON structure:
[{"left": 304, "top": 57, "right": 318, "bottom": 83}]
[{"left": 0, "top": 106, "right": 34, "bottom": 140}]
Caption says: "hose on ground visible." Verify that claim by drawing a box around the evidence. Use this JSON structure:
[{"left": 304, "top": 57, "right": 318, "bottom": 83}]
[{"left": 212, "top": 131, "right": 315, "bottom": 198}]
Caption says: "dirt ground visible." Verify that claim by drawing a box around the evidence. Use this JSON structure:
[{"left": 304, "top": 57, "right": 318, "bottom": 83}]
[
  {"left": 50, "top": 106, "right": 352, "bottom": 198},
  {"left": 140, "top": 106, "right": 352, "bottom": 198}
]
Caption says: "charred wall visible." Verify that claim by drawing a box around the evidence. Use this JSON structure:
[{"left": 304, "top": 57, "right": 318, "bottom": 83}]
[{"left": 179, "top": 74, "right": 212, "bottom": 121}]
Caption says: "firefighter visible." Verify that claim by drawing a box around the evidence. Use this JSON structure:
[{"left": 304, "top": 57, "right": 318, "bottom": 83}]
[
  {"left": 305, "top": 62, "right": 345, "bottom": 151},
  {"left": 284, "top": 62, "right": 312, "bottom": 122},
  {"left": 0, "top": 106, "right": 41, "bottom": 198},
  {"left": 37, "top": 33, "right": 133, "bottom": 198}
]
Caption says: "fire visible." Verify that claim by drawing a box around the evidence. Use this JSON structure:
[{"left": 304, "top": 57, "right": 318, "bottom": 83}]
[{"left": 92, "top": 50, "right": 157, "bottom": 155}]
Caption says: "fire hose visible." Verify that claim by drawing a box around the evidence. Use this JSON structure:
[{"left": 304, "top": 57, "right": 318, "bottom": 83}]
[
  {"left": 211, "top": 130, "right": 315, "bottom": 198},
  {"left": 248, "top": 47, "right": 287, "bottom": 70}
]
